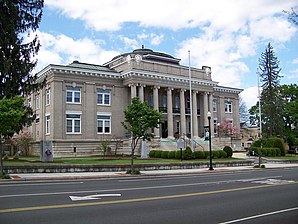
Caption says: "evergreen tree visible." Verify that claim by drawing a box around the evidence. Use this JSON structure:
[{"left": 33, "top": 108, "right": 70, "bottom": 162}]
[
  {"left": 257, "top": 43, "right": 283, "bottom": 137},
  {"left": 0, "top": 0, "right": 44, "bottom": 98}
]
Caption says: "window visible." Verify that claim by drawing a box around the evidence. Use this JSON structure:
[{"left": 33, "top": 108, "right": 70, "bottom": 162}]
[
  {"left": 46, "top": 88, "right": 50, "bottom": 105},
  {"left": 224, "top": 100, "right": 232, "bottom": 113},
  {"left": 45, "top": 114, "right": 50, "bottom": 135},
  {"left": 66, "top": 112, "right": 81, "bottom": 134},
  {"left": 149, "top": 94, "right": 153, "bottom": 108},
  {"left": 66, "top": 87, "right": 81, "bottom": 104},
  {"left": 213, "top": 99, "right": 217, "bottom": 112},
  {"left": 97, "top": 89, "right": 111, "bottom": 105},
  {"left": 97, "top": 113, "right": 111, "bottom": 134},
  {"left": 213, "top": 118, "right": 218, "bottom": 134},
  {"left": 35, "top": 93, "right": 40, "bottom": 109},
  {"left": 36, "top": 114, "right": 40, "bottom": 124}
]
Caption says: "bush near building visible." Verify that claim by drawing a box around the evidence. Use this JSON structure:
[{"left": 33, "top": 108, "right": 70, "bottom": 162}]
[
  {"left": 251, "top": 137, "right": 285, "bottom": 156},
  {"left": 149, "top": 149, "right": 228, "bottom": 160},
  {"left": 223, "top": 146, "right": 233, "bottom": 157}
]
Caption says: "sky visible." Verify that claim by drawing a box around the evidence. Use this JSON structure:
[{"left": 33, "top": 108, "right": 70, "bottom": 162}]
[{"left": 32, "top": 0, "right": 298, "bottom": 109}]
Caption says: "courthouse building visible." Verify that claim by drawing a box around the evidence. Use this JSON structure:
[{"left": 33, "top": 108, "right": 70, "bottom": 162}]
[{"left": 28, "top": 48, "right": 242, "bottom": 157}]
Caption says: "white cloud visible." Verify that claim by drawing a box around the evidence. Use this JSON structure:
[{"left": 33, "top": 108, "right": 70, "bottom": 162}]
[
  {"left": 250, "top": 16, "right": 296, "bottom": 42},
  {"left": 31, "top": 31, "right": 120, "bottom": 72},
  {"left": 43, "top": 0, "right": 297, "bottom": 88},
  {"left": 240, "top": 86, "right": 259, "bottom": 109},
  {"left": 150, "top": 34, "right": 164, "bottom": 46},
  {"left": 292, "top": 58, "right": 298, "bottom": 64},
  {"left": 119, "top": 36, "right": 139, "bottom": 50},
  {"left": 175, "top": 31, "right": 250, "bottom": 87}
]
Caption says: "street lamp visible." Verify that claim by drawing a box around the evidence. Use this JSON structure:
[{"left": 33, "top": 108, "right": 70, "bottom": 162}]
[{"left": 207, "top": 111, "right": 214, "bottom": 170}]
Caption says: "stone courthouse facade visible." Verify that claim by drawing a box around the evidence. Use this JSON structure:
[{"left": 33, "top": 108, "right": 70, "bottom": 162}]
[{"left": 28, "top": 48, "right": 242, "bottom": 157}]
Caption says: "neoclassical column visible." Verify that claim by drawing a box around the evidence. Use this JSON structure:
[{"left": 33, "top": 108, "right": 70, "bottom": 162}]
[
  {"left": 208, "top": 93, "right": 214, "bottom": 137},
  {"left": 203, "top": 92, "right": 209, "bottom": 126},
  {"left": 138, "top": 85, "right": 144, "bottom": 102},
  {"left": 153, "top": 86, "right": 160, "bottom": 138},
  {"left": 167, "top": 88, "right": 174, "bottom": 138},
  {"left": 129, "top": 83, "right": 137, "bottom": 99},
  {"left": 192, "top": 90, "right": 198, "bottom": 138},
  {"left": 180, "top": 89, "right": 186, "bottom": 136}
]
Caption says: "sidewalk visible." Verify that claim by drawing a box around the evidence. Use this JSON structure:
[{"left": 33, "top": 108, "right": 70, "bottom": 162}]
[{"left": 8, "top": 162, "right": 298, "bottom": 181}]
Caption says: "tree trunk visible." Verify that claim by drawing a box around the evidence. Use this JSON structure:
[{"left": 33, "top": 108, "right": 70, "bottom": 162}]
[{"left": 130, "top": 139, "right": 136, "bottom": 173}]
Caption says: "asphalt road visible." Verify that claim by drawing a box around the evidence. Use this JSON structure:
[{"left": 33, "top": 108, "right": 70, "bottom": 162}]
[{"left": 0, "top": 168, "right": 298, "bottom": 224}]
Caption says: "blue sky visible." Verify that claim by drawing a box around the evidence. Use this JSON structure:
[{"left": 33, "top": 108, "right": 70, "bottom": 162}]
[{"left": 32, "top": 0, "right": 298, "bottom": 109}]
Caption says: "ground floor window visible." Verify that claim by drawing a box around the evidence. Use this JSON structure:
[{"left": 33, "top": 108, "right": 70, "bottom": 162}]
[
  {"left": 97, "top": 113, "right": 111, "bottom": 134},
  {"left": 66, "top": 112, "right": 81, "bottom": 134}
]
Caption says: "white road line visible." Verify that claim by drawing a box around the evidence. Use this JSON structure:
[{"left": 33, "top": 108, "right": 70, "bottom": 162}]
[
  {"left": 0, "top": 176, "right": 283, "bottom": 199},
  {"left": 219, "top": 207, "right": 298, "bottom": 224},
  {"left": 0, "top": 182, "right": 84, "bottom": 187}
]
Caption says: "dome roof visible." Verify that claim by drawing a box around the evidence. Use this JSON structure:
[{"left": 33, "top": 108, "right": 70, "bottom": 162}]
[{"left": 111, "top": 48, "right": 181, "bottom": 65}]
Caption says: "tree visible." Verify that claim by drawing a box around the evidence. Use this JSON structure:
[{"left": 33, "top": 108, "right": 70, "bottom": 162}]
[
  {"left": 257, "top": 43, "right": 283, "bottom": 137},
  {"left": 0, "top": 96, "right": 29, "bottom": 175},
  {"left": 284, "top": 8, "right": 298, "bottom": 26},
  {"left": 218, "top": 120, "right": 239, "bottom": 137},
  {"left": 280, "top": 84, "right": 298, "bottom": 148},
  {"left": 0, "top": 0, "right": 44, "bottom": 98},
  {"left": 239, "top": 96, "right": 249, "bottom": 123},
  {"left": 13, "top": 130, "right": 33, "bottom": 156},
  {"left": 122, "top": 97, "right": 162, "bottom": 173},
  {"left": 249, "top": 103, "right": 260, "bottom": 127}
]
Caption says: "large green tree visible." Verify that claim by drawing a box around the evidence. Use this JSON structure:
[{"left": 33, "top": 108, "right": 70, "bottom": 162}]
[
  {"left": 122, "top": 97, "right": 162, "bottom": 173},
  {"left": 0, "top": 0, "right": 44, "bottom": 98},
  {"left": 0, "top": 96, "right": 29, "bottom": 175},
  {"left": 258, "top": 43, "right": 283, "bottom": 137}
]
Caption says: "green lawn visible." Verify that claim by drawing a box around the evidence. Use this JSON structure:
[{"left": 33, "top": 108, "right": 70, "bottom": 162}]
[{"left": 3, "top": 156, "right": 241, "bottom": 166}]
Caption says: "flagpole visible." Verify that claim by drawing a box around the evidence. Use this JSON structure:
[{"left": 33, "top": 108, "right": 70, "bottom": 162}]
[
  {"left": 188, "top": 50, "right": 194, "bottom": 150},
  {"left": 257, "top": 69, "right": 262, "bottom": 138}
]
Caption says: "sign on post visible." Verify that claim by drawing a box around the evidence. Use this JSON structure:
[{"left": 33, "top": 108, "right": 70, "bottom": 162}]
[{"left": 177, "top": 138, "right": 185, "bottom": 162}]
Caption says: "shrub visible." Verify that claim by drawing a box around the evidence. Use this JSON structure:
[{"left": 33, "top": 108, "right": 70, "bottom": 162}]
[
  {"left": 223, "top": 146, "right": 233, "bottom": 157},
  {"left": 271, "top": 148, "right": 277, "bottom": 157},
  {"left": 175, "top": 150, "right": 182, "bottom": 159},
  {"left": 126, "top": 169, "right": 141, "bottom": 175},
  {"left": 194, "top": 151, "right": 205, "bottom": 159},
  {"left": 168, "top": 151, "right": 176, "bottom": 159},
  {"left": 204, "top": 151, "right": 210, "bottom": 159},
  {"left": 252, "top": 137, "right": 285, "bottom": 156},
  {"left": 154, "top": 150, "right": 162, "bottom": 158},
  {"left": 183, "top": 147, "right": 193, "bottom": 160},
  {"left": 219, "top": 150, "right": 227, "bottom": 158},
  {"left": 212, "top": 150, "right": 220, "bottom": 159},
  {"left": 261, "top": 148, "right": 268, "bottom": 156},
  {"left": 249, "top": 147, "right": 280, "bottom": 157},
  {"left": 161, "top": 151, "right": 169, "bottom": 159},
  {"left": 149, "top": 150, "right": 156, "bottom": 158}
]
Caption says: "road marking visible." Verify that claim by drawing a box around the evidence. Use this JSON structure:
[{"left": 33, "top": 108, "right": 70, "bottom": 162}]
[
  {"left": 218, "top": 207, "right": 298, "bottom": 224},
  {"left": 252, "top": 179, "right": 295, "bottom": 185},
  {"left": 69, "top": 194, "right": 121, "bottom": 201},
  {"left": 0, "top": 176, "right": 288, "bottom": 199},
  {"left": 0, "top": 182, "right": 297, "bottom": 214}
]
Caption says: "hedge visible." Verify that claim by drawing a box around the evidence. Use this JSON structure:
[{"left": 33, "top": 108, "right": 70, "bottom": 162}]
[
  {"left": 150, "top": 149, "right": 229, "bottom": 159},
  {"left": 249, "top": 147, "right": 281, "bottom": 157},
  {"left": 251, "top": 137, "right": 285, "bottom": 156}
]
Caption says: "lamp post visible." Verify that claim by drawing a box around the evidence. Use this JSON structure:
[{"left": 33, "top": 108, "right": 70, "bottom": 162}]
[{"left": 207, "top": 111, "right": 214, "bottom": 170}]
